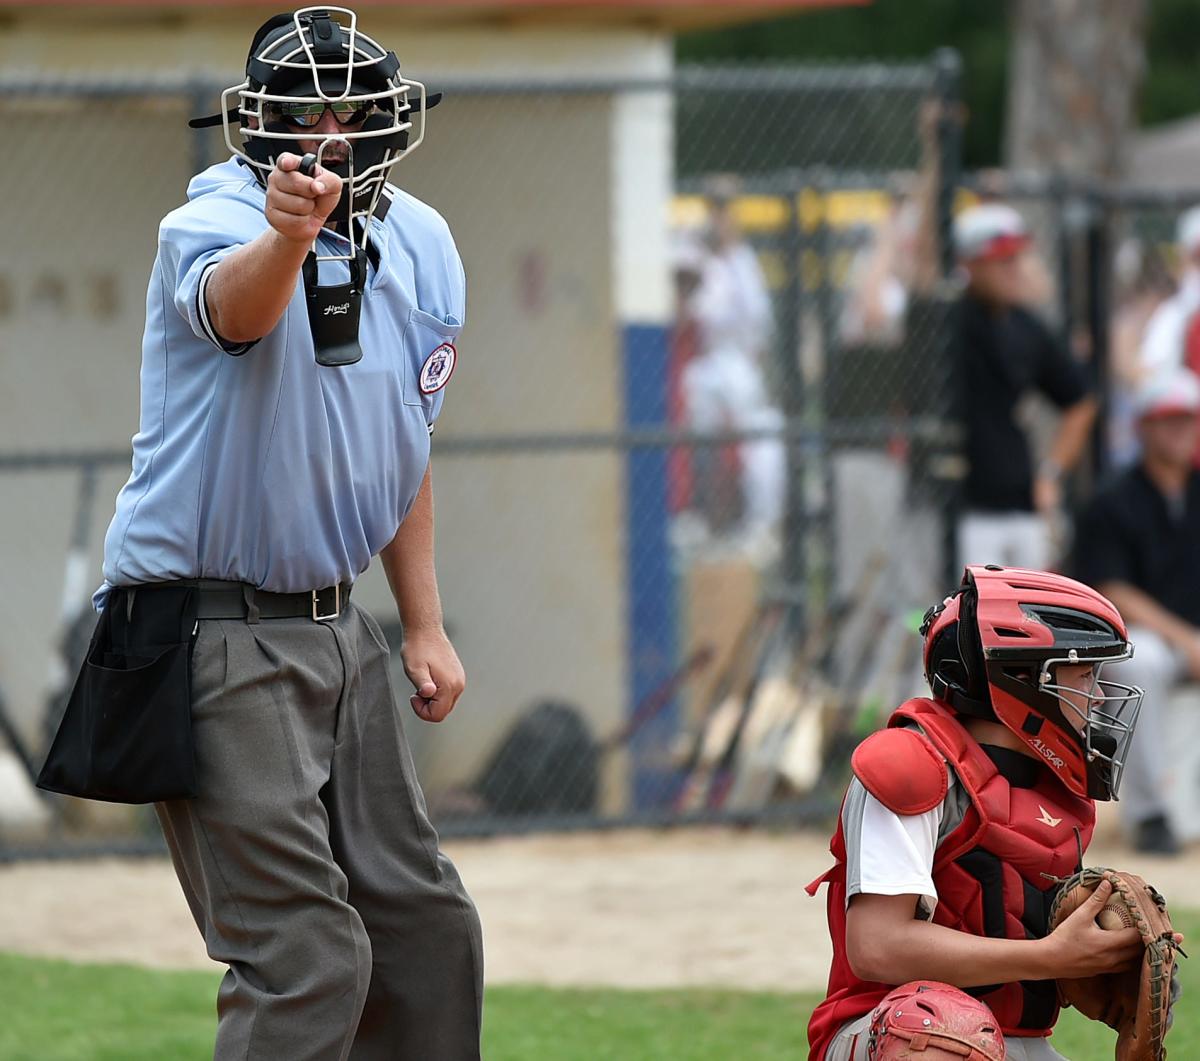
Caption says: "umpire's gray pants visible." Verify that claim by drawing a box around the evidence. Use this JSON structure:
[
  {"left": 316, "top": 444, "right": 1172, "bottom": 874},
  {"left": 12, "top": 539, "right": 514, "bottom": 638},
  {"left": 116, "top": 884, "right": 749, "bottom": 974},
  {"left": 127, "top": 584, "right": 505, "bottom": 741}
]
[{"left": 155, "top": 603, "right": 483, "bottom": 1061}]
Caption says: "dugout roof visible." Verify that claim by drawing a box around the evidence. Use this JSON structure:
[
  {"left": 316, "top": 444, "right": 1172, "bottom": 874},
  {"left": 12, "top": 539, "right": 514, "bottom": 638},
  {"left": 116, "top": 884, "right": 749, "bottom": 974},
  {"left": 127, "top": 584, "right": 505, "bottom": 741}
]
[{"left": 0, "top": 0, "right": 868, "bottom": 32}]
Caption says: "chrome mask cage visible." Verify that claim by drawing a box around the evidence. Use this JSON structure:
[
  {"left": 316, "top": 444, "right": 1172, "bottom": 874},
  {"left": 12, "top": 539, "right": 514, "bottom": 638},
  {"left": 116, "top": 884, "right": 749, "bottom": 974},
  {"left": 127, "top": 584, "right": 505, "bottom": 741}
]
[
  {"left": 219, "top": 6, "right": 427, "bottom": 259},
  {"left": 1038, "top": 646, "right": 1144, "bottom": 799}
]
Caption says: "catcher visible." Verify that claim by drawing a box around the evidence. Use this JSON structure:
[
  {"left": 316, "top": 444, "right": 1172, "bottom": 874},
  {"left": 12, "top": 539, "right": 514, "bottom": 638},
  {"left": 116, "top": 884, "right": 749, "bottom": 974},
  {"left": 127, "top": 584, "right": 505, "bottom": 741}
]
[{"left": 806, "top": 565, "right": 1185, "bottom": 1060}]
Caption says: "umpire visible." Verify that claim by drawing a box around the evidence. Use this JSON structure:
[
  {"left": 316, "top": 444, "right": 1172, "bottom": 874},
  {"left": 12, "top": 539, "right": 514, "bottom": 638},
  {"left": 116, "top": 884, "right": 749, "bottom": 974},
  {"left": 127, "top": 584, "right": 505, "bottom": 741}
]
[{"left": 82, "top": 9, "right": 481, "bottom": 1059}]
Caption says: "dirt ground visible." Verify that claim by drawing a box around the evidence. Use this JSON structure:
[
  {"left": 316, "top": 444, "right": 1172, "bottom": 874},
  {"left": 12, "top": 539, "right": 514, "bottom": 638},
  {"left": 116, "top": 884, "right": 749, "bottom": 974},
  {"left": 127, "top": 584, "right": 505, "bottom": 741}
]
[{"left": 1, "top": 813, "right": 1197, "bottom": 991}]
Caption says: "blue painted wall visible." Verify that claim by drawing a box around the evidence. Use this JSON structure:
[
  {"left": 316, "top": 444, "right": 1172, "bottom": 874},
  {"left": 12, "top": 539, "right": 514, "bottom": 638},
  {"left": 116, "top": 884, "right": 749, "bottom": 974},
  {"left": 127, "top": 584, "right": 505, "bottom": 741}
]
[{"left": 621, "top": 322, "right": 679, "bottom": 809}]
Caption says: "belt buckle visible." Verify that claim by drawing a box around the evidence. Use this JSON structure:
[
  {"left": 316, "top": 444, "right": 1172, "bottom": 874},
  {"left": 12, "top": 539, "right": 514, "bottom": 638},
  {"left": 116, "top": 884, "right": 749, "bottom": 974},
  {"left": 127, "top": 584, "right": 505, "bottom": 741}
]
[{"left": 312, "top": 585, "right": 341, "bottom": 622}]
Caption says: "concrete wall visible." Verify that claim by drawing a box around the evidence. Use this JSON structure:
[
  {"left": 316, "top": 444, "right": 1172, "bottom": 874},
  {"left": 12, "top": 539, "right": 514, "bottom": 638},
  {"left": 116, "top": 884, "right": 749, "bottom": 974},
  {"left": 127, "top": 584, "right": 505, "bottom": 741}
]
[{"left": 0, "top": 11, "right": 674, "bottom": 809}]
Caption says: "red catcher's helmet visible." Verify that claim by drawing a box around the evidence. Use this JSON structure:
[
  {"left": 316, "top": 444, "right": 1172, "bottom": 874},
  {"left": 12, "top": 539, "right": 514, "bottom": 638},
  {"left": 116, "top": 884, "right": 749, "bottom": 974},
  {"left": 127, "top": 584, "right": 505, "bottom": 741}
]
[
  {"left": 921, "top": 565, "right": 1143, "bottom": 801},
  {"left": 867, "top": 981, "right": 1005, "bottom": 1060}
]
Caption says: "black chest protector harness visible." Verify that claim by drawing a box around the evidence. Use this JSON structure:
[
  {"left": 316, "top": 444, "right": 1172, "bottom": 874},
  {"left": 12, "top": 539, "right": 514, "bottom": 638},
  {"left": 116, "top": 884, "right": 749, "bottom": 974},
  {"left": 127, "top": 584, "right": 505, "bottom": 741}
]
[{"left": 298, "top": 152, "right": 371, "bottom": 366}]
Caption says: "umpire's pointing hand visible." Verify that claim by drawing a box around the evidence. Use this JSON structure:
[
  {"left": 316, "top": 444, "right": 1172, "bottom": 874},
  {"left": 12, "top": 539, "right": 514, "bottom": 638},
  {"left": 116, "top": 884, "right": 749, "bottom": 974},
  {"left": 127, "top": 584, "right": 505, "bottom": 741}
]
[
  {"left": 265, "top": 152, "right": 344, "bottom": 244},
  {"left": 401, "top": 627, "right": 467, "bottom": 723}
]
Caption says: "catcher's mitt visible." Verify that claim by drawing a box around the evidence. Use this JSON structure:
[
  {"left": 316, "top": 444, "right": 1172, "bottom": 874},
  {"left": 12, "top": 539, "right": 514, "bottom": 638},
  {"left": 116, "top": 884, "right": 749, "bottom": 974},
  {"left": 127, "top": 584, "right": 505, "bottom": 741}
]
[{"left": 1048, "top": 866, "right": 1184, "bottom": 1061}]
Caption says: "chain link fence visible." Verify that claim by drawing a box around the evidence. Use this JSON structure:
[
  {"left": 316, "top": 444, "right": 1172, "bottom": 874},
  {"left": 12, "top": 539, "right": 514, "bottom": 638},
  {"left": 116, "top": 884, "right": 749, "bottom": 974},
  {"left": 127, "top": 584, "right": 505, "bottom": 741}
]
[{"left": 0, "top": 53, "right": 1050, "bottom": 858}]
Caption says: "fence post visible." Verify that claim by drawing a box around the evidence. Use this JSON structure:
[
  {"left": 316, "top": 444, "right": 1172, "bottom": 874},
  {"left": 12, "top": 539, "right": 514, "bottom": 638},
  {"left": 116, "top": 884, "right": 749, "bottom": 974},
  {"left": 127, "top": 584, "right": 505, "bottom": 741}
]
[
  {"left": 813, "top": 170, "right": 838, "bottom": 620},
  {"left": 188, "top": 79, "right": 216, "bottom": 178},
  {"left": 1085, "top": 189, "right": 1112, "bottom": 484},
  {"left": 932, "top": 48, "right": 963, "bottom": 589},
  {"left": 932, "top": 49, "right": 962, "bottom": 280},
  {"left": 779, "top": 172, "right": 808, "bottom": 637}
]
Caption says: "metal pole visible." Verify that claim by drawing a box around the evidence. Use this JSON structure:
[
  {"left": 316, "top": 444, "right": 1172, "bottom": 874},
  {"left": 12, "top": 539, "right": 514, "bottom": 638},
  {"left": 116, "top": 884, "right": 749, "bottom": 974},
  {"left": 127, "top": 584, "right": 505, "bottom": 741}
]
[
  {"left": 188, "top": 80, "right": 215, "bottom": 179},
  {"left": 1055, "top": 177, "right": 1077, "bottom": 351},
  {"left": 933, "top": 49, "right": 963, "bottom": 280},
  {"left": 779, "top": 177, "right": 808, "bottom": 638},
  {"left": 1085, "top": 192, "right": 1112, "bottom": 485},
  {"left": 932, "top": 48, "right": 964, "bottom": 589},
  {"left": 813, "top": 172, "right": 838, "bottom": 617}
]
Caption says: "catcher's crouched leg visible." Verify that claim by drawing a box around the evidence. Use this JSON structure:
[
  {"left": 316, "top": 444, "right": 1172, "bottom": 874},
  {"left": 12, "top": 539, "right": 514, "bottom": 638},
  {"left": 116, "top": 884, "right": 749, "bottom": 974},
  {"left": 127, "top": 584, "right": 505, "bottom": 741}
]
[{"left": 827, "top": 981, "right": 1007, "bottom": 1060}]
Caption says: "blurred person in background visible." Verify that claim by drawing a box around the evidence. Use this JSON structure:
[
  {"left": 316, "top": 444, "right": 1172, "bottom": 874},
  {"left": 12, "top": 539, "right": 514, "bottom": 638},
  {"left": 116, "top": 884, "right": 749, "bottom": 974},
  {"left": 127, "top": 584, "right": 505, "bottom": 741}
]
[
  {"left": 953, "top": 203, "right": 1096, "bottom": 571},
  {"left": 840, "top": 101, "right": 941, "bottom": 349},
  {"left": 666, "top": 233, "right": 708, "bottom": 543},
  {"left": 1108, "top": 237, "right": 1175, "bottom": 468},
  {"left": 839, "top": 192, "right": 931, "bottom": 349},
  {"left": 680, "top": 176, "right": 784, "bottom": 561},
  {"left": 1071, "top": 367, "right": 1200, "bottom": 856},
  {"left": 1139, "top": 206, "right": 1200, "bottom": 383},
  {"left": 1136, "top": 206, "right": 1200, "bottom": 470}
]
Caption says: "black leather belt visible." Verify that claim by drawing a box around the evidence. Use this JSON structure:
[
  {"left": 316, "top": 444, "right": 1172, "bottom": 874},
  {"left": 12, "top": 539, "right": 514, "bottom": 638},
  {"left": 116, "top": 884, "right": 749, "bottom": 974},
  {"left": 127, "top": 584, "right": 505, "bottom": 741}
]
[{"left": 132, "top": 579, "right": 352, "bottom": 622}]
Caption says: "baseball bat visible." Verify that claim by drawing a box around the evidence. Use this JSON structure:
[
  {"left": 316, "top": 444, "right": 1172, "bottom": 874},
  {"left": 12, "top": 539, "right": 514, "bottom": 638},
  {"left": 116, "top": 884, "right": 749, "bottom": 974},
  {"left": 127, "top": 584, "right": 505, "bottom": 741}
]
[
  {"left": 699, "top": 600, "right": 788, "bottom": 811},
  {"left": 768, "top": 550, "right": 891, "bottom": 799},
  {"left": 598, "top": 643, "right": 715, "bottom": 756},
  {"left": 720, "top": 549, "right": 890, "bottom": 809},
  {"left": 671, "top": 599, "right": 779, "bottom": 814},
  {"left": 722, "top": 594, "right": 831, "bottom": 810}
]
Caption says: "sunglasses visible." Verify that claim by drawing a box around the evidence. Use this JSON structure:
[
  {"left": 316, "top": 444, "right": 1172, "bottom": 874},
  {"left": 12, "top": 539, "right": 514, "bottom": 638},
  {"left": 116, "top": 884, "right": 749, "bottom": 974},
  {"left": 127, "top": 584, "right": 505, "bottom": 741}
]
[{"left": 270, "top": 100, "right": 378, "bottom": 128}]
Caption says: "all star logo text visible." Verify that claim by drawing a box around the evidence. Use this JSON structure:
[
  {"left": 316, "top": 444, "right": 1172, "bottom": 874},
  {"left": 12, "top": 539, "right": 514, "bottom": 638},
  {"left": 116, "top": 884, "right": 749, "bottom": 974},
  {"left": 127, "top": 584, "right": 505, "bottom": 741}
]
[{"left": 1030, "top": 739, "right": 1064, "bottom": 770}]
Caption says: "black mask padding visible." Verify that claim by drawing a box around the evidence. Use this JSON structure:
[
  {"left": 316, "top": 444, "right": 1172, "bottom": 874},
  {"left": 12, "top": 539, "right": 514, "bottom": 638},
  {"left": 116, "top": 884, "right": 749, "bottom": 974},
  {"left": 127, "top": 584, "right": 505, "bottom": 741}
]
[
  {"left": 1086, "top": 732, "right": 1119, "bottom": 799},
  {"left": 247, "top": 11, "right": 400, "bottom": 96},
  {"left": 311, "top": 12, "right": 342, "bottom": 56},
  {"left": 315, "top": 113, "right": 408, "bottom": 218},
  {"left": 242, "top": 112, "right": 406, "bottom": 218},
  {"left": 931, "top": 588, "right": 993, "bottom": 719},
  {"left": 303, "top": 249, "right": 368, "bottom": 367},
  {"left": 956, "top": 591, "right": 986, "bottom": 696},
  {"left": 243, "top": 123, "right": 304, "bottom": 173},
  {"left": 246, "top": 13, "right": 297, "bottom": 69}
]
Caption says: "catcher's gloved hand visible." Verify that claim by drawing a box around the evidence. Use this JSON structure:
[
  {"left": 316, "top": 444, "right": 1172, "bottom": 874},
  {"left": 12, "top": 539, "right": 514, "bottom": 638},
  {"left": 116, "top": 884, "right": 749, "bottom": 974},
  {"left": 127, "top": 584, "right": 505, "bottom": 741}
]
[{"left": 1048, "top": 866, "right": 1186, "bottom": 1061}]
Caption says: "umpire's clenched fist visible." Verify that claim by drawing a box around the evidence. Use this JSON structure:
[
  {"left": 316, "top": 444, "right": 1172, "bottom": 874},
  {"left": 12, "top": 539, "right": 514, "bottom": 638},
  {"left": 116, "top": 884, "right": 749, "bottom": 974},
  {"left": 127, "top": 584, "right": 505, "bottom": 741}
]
[{"left": 265, "top": 152, "right": 343, "bottom": 244}]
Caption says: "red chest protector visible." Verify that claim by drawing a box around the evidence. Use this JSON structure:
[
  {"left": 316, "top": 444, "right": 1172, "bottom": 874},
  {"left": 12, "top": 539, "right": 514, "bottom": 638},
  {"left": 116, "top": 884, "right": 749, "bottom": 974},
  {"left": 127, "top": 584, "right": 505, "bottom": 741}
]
[{"left": 805, "top": 697, "right": 1094, "bottom": 1061}]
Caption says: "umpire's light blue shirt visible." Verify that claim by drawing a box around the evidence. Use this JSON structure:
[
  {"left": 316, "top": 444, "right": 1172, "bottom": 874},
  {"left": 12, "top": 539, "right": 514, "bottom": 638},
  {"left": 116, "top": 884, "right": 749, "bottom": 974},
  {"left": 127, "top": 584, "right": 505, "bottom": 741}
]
[{"left": 97, "top": 159, "right": 465, "bottom": 606}]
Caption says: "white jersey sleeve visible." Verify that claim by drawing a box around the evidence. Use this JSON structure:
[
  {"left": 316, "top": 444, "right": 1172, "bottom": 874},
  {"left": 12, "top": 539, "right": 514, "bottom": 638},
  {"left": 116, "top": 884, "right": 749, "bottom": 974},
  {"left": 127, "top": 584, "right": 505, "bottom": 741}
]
[
  {"left": 842, "top": 775, "right": 950, "bottom": 920},
  {"left": 1138, "top": 297, "right": 1189, "bottom": 378},
  {"left": 1138, "top": 272, "right": 1200, "bottom": 377}
]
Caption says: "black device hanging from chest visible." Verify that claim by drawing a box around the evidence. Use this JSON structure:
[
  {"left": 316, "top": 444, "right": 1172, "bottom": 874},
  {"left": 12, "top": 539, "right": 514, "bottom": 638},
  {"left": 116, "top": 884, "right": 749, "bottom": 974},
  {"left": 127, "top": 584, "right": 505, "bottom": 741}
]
[
  {"left": 299, "top": 152, "right": 365, "bottom": 367},
  {"left": 302, "top": 245, "right": 367, "bottom": 367}
]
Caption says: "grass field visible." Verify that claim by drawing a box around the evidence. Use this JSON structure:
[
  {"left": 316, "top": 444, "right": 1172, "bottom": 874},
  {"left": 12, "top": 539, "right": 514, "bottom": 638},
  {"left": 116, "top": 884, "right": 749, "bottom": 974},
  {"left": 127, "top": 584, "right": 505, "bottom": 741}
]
[{"left": 2, "top": 914, "right": 1196, "bottom": 1061}]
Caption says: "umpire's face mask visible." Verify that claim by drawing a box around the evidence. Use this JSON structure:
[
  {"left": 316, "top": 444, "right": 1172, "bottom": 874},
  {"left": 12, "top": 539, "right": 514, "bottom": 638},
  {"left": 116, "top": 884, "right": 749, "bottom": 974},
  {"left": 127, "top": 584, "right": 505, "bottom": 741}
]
[{"left": 189, "top": 8, "right": 443, "bottom": 365}]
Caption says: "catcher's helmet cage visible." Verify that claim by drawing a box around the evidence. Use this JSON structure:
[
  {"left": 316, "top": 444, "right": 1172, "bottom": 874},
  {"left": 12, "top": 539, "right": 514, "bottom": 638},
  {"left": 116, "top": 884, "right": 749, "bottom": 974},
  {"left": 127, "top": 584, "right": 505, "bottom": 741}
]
[
  {"left": 192, "top": 7, "right": 434, "bottom": 257},
  {"left": 921, "top": 565, "right": 1143, "bottom": 801}
]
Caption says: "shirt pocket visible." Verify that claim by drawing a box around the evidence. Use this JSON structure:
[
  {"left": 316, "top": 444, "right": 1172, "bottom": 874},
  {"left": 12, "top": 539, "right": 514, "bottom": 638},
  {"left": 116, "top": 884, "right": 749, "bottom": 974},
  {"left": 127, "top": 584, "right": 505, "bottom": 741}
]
[{"left": 403, "top": 306, "right": 462, "bottom": 410}]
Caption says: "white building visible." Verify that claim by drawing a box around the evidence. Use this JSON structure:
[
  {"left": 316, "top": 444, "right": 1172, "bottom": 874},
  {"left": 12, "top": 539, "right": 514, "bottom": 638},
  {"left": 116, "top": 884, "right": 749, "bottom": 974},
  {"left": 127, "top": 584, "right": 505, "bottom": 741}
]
[{"left": 0, "top": 0, "right": 834, "bottom": 812}]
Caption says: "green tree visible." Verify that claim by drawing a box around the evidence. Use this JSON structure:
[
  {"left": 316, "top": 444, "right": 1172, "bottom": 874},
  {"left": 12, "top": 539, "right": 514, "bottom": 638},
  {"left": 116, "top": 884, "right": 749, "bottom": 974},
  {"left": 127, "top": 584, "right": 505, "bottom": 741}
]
[
  {"left": 677, "top": 0, "right": 1200, "bottom": 170},
  {"left": 1141, "top": 0, "right": 1200, "bottom": 128},
  {"left": 677, "top": 0, "right": 1006, "bottom": 167}
]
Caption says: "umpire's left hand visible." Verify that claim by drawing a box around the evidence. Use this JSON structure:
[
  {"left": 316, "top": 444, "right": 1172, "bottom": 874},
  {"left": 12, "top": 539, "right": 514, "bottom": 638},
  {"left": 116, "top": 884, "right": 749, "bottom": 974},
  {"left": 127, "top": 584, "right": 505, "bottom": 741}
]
[{"left": 401, "top": 628, "right": 467, "bottom": 722}]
